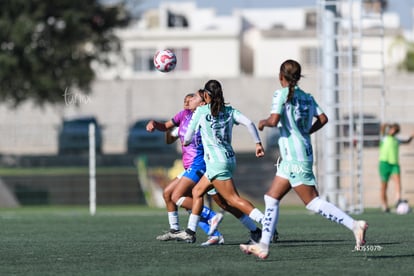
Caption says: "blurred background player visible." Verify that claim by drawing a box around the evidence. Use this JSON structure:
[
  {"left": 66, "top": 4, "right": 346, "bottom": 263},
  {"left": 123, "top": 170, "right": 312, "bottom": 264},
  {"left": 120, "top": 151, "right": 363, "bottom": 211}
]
[{"left": 379, "top": 123, "right": 414, "bottom": 212}]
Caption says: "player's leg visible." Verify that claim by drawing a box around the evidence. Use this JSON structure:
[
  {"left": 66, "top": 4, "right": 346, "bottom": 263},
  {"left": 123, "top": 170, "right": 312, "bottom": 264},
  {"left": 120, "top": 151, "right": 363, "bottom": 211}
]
[
  {"left": 390, "top": 168, "right": 402, "bottom": 207},
  {"left": 296, "top": 184, "right": 368, "bottom": 251},
  {"left": 240, "top": 175, "right": 291, "bottom": 259},
  {"left": 175, "top": 175, "right": 213, "bottom": 243},
  {"left": 211, "top": 191, "right": 262, "bottom": 243},
  {"left": 213, "top": 178, "right": 264, "bottom": 224},
  {"left": 172, "top": 171, "right": 224, "bottom": 242},
  {"left": 156, "top": 177, "right": 181, "bottom": 241},
  {"left": 379, "top": 161, "right": 391, "bottom": 212}
]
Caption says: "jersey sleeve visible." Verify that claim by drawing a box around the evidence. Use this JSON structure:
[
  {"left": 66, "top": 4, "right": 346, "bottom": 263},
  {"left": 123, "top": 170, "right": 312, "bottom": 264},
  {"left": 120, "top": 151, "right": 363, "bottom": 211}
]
[
  {"left": 172, "top": 110, "right": 185, "bottom": 127},
  {"left": 270, "top": 89, "right": 288, "bottom": 114},
  {"left": 310, "top": 95, "right": 324, "bottom": 116},
  {"left": 233, "top": 108, "right": 262, "bottom": 144}
]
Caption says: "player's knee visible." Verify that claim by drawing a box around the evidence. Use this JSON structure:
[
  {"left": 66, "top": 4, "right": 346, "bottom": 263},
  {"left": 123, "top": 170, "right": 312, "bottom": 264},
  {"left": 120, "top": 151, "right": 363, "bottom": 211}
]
[{"left": 191, "top": 185, "right": 204, "bottom": 198}]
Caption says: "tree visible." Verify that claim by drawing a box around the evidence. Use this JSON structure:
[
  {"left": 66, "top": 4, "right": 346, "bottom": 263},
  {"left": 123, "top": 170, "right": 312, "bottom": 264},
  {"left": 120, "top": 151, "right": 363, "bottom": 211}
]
[
  {"left": 0, "top": 0, "right": 130, "bottom": 107},
  {"left": 389, "top": 34, "right": 414, "bottom": 72}
]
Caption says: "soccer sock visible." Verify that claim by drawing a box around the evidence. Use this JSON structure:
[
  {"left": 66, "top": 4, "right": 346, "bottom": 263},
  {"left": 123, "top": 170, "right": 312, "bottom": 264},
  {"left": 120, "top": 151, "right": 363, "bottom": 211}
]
[
  {"left": 239, "top": 214, "right": 258, "bottom": 231},
  {"left": 185, "top": 208, "right": 213, "bottom": 235},
  {"left": 197, "top": 217, "right": 211, "bottom": 235},
  {"left": 261, "top": 195, "right": 279, "bottom": 246},
  {"left": 249, "top": 208, "right": 264, "bottom": 224},
  {"left": 168, "top": 211, "right": 179, "bottom": 231},
  {"left": 306, "top": 197, "right": 354, "bottom": 230},
  {"left": 200, "top": 205, "right": 215, "bottom": 221},
  {"left": 188, "top": 213, "right": 200, "bottom": 233}
]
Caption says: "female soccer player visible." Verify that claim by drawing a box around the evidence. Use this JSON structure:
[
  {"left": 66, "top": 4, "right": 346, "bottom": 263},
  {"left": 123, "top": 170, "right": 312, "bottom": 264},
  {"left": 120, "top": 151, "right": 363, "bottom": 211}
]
[
  {"left": 175, "top": 80, "right": 266, "bottom": 243},
  {"left": 379, "top": 123, "right": 413, "bottom": 212},
  {"left": 240, "top": 59, "right": 368, "bottom": 259},
  {"left": 147, "top": 90, "right": 261, "bottom": 245}
]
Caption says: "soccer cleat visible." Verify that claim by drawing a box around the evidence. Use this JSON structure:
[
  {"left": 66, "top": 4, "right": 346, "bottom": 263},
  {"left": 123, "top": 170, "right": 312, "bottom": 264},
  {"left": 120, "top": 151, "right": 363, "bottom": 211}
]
[
  {"left": 156, "top": 229, "right": 182, "bottom": 241},
  {"left": 353, "top": 220, "right": 368, "bottom": 251},
  {"left": 239, "top": 242, "right": 269, "bottom": 259},
  {"left": 201, "top": 235, "right": 225, "bottom": 246},
  {"left": 272, "top": 229, "right": 279, "bottom": 243},
  {"left": 244, "top": 228, "right": 261, "bottom": 244},
  {"left": 175, "top": 229, "right": 196, "bottom": 243},
  {"left": 207, "top": 212, "right": 224, "bottom": 236}
]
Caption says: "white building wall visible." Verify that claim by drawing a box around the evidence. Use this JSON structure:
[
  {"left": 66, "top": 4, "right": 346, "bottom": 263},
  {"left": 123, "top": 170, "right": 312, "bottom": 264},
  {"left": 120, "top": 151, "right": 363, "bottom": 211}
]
[{"left": 254, "top": 35, "right": 319, "bottom": 77}]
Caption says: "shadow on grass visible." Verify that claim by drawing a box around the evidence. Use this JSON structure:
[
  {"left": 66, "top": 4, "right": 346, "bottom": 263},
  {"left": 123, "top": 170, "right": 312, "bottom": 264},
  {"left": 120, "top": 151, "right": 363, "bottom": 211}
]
[
  {"left": 367, "top": 254, "right": 414, "bottom": 259},
  {"left": 223, "top": 239, "right": 347, "bottom": 246}
]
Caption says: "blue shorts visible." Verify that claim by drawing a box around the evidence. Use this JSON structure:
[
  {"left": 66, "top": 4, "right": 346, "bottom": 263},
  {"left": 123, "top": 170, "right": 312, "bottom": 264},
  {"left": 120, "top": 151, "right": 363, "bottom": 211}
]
[
  {"left": 276, "top": 159, "right": 316, "bottom": 187},
  {"left": 179, "top": 162, "right": 206, "bottom": 183}
]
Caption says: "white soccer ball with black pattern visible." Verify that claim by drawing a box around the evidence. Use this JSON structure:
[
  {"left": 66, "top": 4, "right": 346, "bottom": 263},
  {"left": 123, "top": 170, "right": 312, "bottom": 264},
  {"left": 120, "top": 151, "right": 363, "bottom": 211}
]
[
  {"left": 153, "top": 49, "right": 177, "bottom": 73},
  {"left": 396, "top": 201, "right": 411, "bottom": 215}
]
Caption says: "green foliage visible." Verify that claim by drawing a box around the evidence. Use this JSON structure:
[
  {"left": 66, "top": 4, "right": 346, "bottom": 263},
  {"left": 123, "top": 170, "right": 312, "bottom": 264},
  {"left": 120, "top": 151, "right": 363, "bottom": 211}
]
[
  {"left": 403, "top": 50, "right": 414, "bottom": 71},
  {"left": 390, "top": 34, "right": 414, "bottom": 72},
  {"left": 0, "top": 0, "right": 130, "bottom": 107}
]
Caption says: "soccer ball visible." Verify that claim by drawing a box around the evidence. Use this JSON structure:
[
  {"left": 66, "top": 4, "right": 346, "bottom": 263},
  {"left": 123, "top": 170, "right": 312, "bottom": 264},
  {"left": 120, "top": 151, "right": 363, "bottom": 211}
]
[
  {"left": 153, "top": 49, "right": 177, "bottom": 73},
  {"left": 396, "top": 200, "right": 411, "bottom": 215}
]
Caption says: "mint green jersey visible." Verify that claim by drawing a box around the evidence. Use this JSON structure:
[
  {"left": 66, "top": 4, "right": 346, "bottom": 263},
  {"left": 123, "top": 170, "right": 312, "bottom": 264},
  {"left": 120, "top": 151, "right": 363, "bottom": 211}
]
[
  {"left": 184, "top": 104, "right": 261, "bottom": 180},
  {"left": 271, "top": 86, "right": 324, "bottom": 162}
]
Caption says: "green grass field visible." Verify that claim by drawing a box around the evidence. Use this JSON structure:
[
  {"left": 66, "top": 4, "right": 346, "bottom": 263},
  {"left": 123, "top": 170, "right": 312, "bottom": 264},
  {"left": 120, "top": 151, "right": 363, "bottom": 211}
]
[{"left": 0, "top": 206, "right": 413, "bottom": 275}]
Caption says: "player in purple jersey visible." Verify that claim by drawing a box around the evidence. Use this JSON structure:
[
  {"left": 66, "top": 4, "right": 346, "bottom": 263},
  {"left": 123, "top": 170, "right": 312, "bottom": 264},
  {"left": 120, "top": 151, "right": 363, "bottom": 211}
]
[
  {"left": 147, "top": 90, "right": 262, "bottom": 245},
  {"left": 147, "top": 91, "right": 224, "bottom": 245}
]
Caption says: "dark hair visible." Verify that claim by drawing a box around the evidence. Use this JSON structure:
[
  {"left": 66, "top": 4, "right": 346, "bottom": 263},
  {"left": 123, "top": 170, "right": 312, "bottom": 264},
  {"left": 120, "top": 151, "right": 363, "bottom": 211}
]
[
  {"left": 392, "top": 123, "right": 400, "bottom": 134},
  {"left": 204, "top": 80, "right": 225, "bottom": 117},
  {"left": 280, "top": 59, "right": 302, "bottom": 103}
]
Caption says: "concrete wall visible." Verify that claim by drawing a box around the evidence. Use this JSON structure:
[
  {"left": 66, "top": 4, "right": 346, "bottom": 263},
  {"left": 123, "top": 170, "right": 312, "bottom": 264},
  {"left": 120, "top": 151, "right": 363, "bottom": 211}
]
[{"left": 2, "top": 73, "right": 414, "bottom": 154}]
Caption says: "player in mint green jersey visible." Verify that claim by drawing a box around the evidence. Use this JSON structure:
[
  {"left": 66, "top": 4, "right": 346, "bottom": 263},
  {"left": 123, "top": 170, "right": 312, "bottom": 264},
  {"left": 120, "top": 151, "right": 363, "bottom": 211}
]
[
  {"left": 174, "top": 79, "right": 266, "bottom": 243},
  {"left": 240, "top": 59, "right": 368, "bottom": 259}
]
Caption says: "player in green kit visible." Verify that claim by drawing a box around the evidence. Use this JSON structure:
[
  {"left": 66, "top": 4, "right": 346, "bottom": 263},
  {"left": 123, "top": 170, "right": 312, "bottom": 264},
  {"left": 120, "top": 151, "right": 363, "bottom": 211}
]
[{"left": 240, "top": 59, "right": 368, "bottom": 259}]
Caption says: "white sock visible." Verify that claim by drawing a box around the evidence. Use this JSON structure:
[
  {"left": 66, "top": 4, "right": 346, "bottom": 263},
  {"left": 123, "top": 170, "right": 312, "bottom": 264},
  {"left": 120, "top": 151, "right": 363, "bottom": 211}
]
[
  {"left": 187, "top": 213, "right": 200, "bottom": 233},
  {"left": 168, "top": 211, "right": 179, "bottom": 231},
  {"left": 261, "top": 195, "right": 279, "bottom": 246},
  {"left": 306, "top": 197, "right": 354, "bottom": 230},
  {"left": 239, "top": 214, "right": 258, "bottom": 231},
  {"left": 249, "top": 208, "right": 264, "bottom": 224}
]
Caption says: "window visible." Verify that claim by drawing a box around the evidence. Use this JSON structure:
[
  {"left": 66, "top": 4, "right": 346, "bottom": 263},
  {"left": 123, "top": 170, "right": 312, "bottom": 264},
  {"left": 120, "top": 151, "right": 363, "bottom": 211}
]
[
  {"left": 168, "top": 47, "right": 190, "bottom": 71},
  {"left": 301, "top": 46, "right": 358, "bottom": 68},
  {"left": 131, "top": 48, "right": 156, "bottom": 72},
  {"left": 301, "top": 47, "right": 319, "bottom": 67}
]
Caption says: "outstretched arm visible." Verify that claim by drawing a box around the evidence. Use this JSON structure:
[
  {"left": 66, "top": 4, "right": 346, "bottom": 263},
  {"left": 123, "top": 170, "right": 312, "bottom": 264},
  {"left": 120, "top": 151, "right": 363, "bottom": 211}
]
[
  {"left": 236, "top": 112, "right": 265, "bottom": 158},
  {"left": 380, "top": 123, "right": 388, "bottom": 136},
  {"left": 146, "top": 119, "right": 175, "bottom": 132},
  {"left": 400, "top": 133, "right": 414, "bottom": 144}
]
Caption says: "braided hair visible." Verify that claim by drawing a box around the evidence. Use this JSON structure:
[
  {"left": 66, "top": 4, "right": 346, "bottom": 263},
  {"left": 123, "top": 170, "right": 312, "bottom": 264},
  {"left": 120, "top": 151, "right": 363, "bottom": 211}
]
[
  {"left": 204, "top": 80, "right": 226, "bottom": 117},
  {"left": 280, "top": 59, "right": 302, "bottom": 103}
]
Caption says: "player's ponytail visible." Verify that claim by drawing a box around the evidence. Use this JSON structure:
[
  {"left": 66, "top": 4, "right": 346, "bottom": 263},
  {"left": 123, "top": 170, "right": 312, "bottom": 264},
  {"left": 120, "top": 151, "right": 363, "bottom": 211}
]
[
  {"left": 280, "top": 60, "right": 302, "bottom": 103},
  {"left": 204, "top": 80, "right": 225, "bottom": 117}
]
